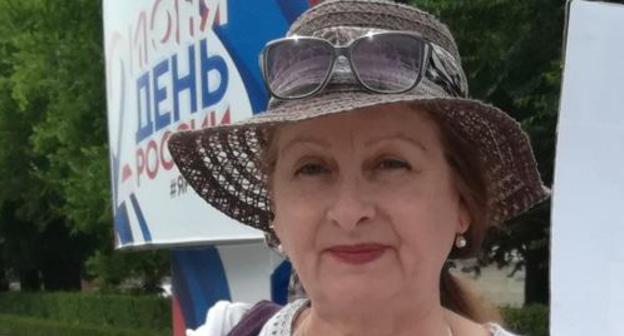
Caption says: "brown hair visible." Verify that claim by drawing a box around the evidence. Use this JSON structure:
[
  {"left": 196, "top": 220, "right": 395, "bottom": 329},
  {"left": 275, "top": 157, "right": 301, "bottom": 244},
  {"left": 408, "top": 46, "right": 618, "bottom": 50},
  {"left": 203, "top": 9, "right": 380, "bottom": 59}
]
[
  {"left": 417, "top": 101, "right": 502, "bottom": 323},
  {"left": 260, "top": 102, "right": 501, "bottom": 323}
]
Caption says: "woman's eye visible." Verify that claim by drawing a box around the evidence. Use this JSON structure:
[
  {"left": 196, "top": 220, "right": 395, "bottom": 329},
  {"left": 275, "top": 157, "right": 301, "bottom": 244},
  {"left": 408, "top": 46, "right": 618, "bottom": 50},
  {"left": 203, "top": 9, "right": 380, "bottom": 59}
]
[
  {"left": 377, "top": 158, "right": 411, "bottom": 170},
  {"left": 295, "top": 163, "right": 328, "bottom": 176}
]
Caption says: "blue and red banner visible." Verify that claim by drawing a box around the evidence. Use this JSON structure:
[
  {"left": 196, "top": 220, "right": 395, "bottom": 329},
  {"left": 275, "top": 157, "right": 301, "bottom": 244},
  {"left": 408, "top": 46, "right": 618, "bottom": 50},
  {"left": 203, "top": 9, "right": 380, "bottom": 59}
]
[{"left": 103, "top": 1, "right": 315, "bottom": 334}]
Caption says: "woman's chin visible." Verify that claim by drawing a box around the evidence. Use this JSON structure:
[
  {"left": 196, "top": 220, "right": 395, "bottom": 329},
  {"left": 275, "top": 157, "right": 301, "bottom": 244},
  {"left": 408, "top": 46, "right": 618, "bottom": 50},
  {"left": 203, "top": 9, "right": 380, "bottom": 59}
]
[
  {"left": 301, "top": 250, "right": 405, "bottom": 304},
  {"left": 315, "top": 281, "right": 399, "bottom": 310},
  {"left": 316, "top": 272, "right": 401, "bottom": 303}
]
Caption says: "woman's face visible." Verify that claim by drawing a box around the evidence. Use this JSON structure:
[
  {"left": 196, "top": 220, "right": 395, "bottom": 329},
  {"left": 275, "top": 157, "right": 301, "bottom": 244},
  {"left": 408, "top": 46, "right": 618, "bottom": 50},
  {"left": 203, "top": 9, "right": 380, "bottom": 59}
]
[{"left": 270, "top": 103, "right": 470, "bottom": 308}]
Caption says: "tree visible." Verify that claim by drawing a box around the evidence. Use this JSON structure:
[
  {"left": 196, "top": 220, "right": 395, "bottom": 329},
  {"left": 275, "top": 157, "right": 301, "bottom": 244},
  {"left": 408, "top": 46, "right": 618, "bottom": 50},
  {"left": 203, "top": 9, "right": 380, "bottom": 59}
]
[
  {"left": 411, "top": 0, "right": 564, "bottom": 304},
  {"left": 0, "top": 0, "right": 168, "bottom": 292}
]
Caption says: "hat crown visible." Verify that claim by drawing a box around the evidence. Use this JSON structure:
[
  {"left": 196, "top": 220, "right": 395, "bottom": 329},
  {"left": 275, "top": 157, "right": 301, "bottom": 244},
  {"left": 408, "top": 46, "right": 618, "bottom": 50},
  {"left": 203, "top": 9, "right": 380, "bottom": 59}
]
[{"left": 267, "top": 0, "right": 469, "bottom": 109}]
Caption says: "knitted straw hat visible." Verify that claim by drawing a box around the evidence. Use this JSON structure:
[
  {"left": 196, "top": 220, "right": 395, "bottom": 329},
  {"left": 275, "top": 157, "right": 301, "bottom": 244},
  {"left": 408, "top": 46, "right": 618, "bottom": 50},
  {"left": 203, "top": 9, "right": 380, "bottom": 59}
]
[{"left": 168, "top": 0, "right": 550, "bottom": 246}]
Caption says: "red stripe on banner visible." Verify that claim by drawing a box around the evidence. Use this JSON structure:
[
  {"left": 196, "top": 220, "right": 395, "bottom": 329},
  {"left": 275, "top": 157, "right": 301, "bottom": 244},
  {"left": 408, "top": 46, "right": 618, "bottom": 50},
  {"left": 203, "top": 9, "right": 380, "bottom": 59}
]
[
  {"left": 121, "top": 164, "right": 132, "bottom": 182},
  {"left": 199, "top": 3, "right": 209, "bottom": 32},
  {"left": 214, "top": 7, "right": 221, "bottom": 26},
  {"left": 173, "top": 294, "right": 186, "bottom": 336}
]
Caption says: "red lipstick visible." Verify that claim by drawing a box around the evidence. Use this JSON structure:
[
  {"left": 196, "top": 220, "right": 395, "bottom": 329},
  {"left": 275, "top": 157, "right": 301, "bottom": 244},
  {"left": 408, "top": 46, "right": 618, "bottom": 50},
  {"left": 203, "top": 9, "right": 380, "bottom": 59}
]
[{"left": 327, "top": 243, "right": 388, "bottom": 265}]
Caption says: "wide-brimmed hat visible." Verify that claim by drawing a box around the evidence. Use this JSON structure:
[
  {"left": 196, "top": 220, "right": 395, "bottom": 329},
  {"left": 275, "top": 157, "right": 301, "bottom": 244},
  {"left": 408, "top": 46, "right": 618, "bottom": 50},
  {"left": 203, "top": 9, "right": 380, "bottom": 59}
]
[{"left": 168, "top": 0, "right": 550, "bottom": 246}]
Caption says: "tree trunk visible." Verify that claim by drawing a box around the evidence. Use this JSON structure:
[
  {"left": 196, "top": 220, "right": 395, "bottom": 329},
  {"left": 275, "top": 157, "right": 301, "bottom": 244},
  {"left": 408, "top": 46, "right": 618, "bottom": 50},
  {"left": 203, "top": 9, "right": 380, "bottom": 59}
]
[
  {"left": 0, "top": 265, "right": 8, "bottom": 291},
  {"left": 39, "top": 220, "right": 84, "bottom": 291},
  {"left": 524, "top": 244, "right": 549, "bottom": 305},
  {"left": 41, "top": 260, "right": 82, "bottom": 291},
  {"left": 19, "top": 269, "right": 41, "bottom": 291}
]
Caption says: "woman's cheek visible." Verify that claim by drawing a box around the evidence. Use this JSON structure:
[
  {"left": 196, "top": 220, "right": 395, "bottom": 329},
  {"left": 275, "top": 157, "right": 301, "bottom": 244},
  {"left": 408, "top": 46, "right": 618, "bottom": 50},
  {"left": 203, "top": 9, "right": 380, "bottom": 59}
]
[{"left": 275, "top": 197, "right": 323, "bottom": 252}]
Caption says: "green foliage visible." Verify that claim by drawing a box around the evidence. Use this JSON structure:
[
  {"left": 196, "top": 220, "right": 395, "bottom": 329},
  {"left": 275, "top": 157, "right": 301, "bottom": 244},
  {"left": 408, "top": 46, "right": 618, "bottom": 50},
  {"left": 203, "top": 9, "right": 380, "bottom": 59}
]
[
  {"left": 0, "top": 0, "right": 109, "bottom": 234},
  {"left": 0, "top": 0, "right": 109, "bottom": 289},
  {"left": 86, "top": 250, "right": 171, "bottom": 293},
  {"left": 0, "top": 292, "right": 171, "bottom": 330},
  {"left": 501, "top": 305, "right": 549, "bottom": 336},
  {"left": 0, "top": 314, "right": 169, "bottom": 336},
  {"left": 0, "top": 0, "right": 169, "bottom": 290}
]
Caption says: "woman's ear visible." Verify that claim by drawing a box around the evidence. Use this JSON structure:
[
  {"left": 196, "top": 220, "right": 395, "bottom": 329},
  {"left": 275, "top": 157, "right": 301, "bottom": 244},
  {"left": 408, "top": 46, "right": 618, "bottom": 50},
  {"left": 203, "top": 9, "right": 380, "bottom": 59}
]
[{"left": 457, "top": 198, "right": 471, "bottom": 234}]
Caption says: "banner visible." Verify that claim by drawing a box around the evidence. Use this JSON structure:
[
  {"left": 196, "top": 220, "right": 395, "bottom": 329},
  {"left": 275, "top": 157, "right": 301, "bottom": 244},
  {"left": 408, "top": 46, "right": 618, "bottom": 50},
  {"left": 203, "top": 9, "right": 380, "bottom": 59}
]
[
  {"left": 103, "top": 0, "right": 310, "bottom": 248},
  {"left": 170, "top": 244, "right": 288, "bottom": 332},
  {"left": 552, "top": 1, "right": 624, "bottom": 335}
]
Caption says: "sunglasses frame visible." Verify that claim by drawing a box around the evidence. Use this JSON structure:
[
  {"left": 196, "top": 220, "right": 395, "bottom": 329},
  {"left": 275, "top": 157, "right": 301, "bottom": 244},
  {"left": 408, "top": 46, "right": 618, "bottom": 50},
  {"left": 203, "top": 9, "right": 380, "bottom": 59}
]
[{"left": 259, "top": 31, "right": 434, "bottom": 100}]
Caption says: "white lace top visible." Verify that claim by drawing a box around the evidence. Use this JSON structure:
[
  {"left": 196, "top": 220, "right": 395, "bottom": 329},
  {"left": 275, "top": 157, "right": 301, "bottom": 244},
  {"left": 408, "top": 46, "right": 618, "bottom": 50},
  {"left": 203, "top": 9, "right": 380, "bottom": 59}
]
[{"left": 187, "top": 299, "right": 519, "bottom": 336}]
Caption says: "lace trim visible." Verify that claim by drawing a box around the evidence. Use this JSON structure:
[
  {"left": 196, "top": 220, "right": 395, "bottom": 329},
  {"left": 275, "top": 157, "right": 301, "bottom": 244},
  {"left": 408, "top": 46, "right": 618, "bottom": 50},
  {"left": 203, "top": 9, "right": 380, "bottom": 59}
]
[{"left": 260, "top": 299, "right": 517, "bottom": 336}]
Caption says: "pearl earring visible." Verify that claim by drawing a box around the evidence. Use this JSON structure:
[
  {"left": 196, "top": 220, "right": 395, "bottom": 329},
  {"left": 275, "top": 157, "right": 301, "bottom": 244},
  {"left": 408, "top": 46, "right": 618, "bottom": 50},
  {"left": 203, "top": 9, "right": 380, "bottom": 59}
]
[
  {"left": 277, "top": 244, "right": 285, "bottom": 255},
  {"left": 455, "top": 234, "right": 467, "bottom": 249}
]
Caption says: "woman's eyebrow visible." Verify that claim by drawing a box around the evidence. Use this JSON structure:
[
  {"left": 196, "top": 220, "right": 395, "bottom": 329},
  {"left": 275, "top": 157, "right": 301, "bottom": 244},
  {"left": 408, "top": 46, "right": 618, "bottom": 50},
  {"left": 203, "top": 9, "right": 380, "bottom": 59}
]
[
  {"left": 279, "top": 136, "right": 331, "bottom": 156},
  {"left": 364, "top": 132, "right": 428, "bottom": 152}
]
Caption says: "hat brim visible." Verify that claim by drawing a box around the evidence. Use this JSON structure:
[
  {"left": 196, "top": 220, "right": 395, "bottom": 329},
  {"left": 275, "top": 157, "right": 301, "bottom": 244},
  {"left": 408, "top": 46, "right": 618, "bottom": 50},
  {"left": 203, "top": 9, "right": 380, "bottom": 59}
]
[{"left": 167, "top": 90, "right": 550, "bottom": 238}]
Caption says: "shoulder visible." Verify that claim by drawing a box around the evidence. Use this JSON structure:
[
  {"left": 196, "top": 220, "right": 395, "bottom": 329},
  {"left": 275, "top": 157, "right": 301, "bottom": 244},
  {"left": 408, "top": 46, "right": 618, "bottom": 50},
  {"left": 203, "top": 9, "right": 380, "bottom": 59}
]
[
  {"left": 186, "top": 300, "right": 253, "bottom": 336},
  {"left": 485, "top": 322, "right": 520, "bottom": 336}
]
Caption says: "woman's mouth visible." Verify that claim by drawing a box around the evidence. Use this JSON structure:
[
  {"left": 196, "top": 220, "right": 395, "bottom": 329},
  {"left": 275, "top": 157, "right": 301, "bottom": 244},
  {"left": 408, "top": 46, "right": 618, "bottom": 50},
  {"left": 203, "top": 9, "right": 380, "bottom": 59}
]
[{"left": 326, "top": 243, "right": 389, "bottom": 265}]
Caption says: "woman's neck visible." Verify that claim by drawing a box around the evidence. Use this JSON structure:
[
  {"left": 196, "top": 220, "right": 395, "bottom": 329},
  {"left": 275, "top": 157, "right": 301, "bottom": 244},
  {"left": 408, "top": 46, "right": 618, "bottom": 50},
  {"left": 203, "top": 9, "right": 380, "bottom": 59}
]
[{"left": 294, "top": 299, "right": 454, "bottom": 336}]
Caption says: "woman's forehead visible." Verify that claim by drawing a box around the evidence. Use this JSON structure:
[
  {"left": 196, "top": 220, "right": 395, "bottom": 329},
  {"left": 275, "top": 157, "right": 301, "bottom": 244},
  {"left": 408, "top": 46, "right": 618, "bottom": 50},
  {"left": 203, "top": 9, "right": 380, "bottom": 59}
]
[
  {"left": 278, "top": 104, "right": 437, "bottom": 137},
  {"left": 276, "top": 104, "right": 440, "bottom": 147}
]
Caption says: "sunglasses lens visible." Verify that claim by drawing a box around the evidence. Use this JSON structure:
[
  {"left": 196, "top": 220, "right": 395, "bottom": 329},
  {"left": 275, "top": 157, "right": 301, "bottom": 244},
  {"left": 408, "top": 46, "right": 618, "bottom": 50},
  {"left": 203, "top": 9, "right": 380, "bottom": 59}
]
[
  {"left": 351, "top": 34, "right": 425, "bottom": 93},
  {"left": 264, "top": 39, "right": 334, "bottom": 98}
]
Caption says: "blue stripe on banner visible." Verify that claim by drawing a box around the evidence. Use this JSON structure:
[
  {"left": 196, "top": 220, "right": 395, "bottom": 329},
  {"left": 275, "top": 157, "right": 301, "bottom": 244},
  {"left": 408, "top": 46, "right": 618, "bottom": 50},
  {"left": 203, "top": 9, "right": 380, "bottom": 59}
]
[
  {"left": 171, "top": 254, "right": 195, "bottom": 327},
  {"left": 276, "top": 0, "right": 309, "bottom": 25},
  {"left": 129, "top": 193, "right": 152, "bottom": 242},
  {"left": 113, "top": 202, "right": 133, "bottom": 245},
  {"left": 271, "top": 260, "right": 292, "bottom": 305},
  {"left": 171, "top": 247, "right": 232, "bottom": 329},
  {"left": 213, "top": 2, "right": 299, "bottom": 114}
]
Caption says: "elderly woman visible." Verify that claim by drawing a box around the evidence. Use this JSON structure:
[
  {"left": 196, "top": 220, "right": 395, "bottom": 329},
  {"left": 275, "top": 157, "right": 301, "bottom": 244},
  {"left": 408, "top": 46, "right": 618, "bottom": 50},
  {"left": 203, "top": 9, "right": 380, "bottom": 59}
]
[{"left": 169, "top": 0, "right": 549, "bottom": 335}]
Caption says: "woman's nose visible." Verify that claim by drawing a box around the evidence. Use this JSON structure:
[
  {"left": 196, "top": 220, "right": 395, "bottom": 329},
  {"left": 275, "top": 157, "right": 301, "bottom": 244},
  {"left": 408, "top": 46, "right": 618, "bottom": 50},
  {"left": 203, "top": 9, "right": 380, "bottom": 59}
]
[{"left": 325, "top": 176, "right": 376, "bottom": 232}]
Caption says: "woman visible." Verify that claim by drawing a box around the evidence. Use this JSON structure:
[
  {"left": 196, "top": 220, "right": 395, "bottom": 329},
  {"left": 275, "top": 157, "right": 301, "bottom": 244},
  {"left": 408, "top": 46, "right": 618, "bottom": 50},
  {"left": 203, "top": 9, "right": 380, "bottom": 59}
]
[{"left": 169, "top": 0, "right": 550, "bottom": 335}]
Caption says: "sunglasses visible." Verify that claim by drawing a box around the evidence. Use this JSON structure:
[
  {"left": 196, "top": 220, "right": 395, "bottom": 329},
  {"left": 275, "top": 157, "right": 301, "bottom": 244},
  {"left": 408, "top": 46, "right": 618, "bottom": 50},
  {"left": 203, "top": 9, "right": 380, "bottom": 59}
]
[{"left": 259, "top": 31, "right": 466, "bottom": 100}]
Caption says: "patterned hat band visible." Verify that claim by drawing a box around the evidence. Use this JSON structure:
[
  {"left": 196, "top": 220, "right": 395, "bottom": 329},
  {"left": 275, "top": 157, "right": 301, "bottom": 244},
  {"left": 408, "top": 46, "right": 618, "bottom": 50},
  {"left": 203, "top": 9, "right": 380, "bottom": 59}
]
[{"left": 266, "top": 26, "right": 469, "bottom": 112}]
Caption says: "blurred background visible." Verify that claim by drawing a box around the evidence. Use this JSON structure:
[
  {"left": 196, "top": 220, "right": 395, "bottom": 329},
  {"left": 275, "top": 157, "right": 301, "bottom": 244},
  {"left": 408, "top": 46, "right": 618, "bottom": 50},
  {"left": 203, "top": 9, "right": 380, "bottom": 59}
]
[{"left": 0, "top": 0, "right": 560, "bottom": 335}]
